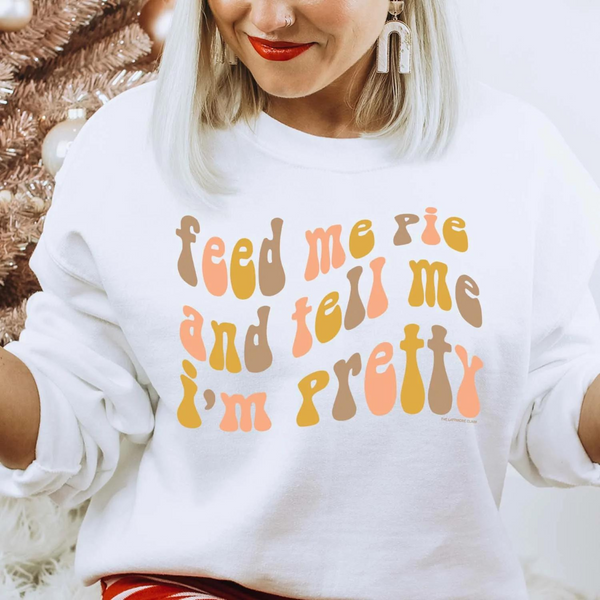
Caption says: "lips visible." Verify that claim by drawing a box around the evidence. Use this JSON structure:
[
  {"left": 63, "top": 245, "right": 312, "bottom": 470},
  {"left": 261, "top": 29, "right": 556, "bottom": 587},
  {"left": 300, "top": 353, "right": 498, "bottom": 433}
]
[{"left": 248, "top": 35, "right": 315, "bottom": 61}]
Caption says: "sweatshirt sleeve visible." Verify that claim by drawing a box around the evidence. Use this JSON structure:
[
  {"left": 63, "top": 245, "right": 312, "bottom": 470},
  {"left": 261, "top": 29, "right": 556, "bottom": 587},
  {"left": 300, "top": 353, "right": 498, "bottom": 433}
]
[
  {"left": 0, "top": 109, "right": 156, "bottom": 509},
  {"left": 509, "top": 114, "right": 600, "bottom": 488}
]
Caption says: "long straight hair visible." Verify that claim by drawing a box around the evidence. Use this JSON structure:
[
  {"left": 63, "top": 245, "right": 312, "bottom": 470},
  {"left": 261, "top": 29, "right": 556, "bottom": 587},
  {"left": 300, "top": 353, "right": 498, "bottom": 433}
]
[{"left": 151, "top": 0, "right": 471, "bottom": 208}]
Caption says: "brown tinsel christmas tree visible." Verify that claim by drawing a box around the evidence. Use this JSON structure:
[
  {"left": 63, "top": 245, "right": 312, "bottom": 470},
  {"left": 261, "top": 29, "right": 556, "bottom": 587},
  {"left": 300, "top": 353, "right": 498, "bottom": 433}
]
[
  {"left": 0, "top": 0, "right": 168, "bottom": 349},
  {"left": 0, "top": 2, "right": 167, "bottom": 596}
]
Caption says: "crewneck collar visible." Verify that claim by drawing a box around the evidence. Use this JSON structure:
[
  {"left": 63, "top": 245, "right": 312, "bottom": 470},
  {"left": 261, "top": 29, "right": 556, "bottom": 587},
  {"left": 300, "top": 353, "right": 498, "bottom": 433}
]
[{"left": 235, "top": 109, "right": 403, "bottom": 173}]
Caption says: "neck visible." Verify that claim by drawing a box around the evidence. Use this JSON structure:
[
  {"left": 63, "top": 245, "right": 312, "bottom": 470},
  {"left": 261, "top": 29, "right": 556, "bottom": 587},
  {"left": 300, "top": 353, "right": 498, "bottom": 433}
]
[{"left": 264, "top": 47, "right": 376, "bottom": 139}]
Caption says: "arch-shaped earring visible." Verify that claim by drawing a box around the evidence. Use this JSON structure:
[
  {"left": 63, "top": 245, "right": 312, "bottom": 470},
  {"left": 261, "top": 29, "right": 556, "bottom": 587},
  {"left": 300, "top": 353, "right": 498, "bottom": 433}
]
[
  {"left": 376, "top": 1, "right": 412, "bottom": 74},
  {"left": 215, "top": 28, "right": 239, "bottom": 65},
  {"left": 225, "top": 44, "right": 238, "bottom": 65}
]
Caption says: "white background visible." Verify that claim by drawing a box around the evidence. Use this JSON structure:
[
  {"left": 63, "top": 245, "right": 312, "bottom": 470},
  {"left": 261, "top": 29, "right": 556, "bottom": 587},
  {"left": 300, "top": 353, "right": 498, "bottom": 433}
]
[{"left": 457, "top": 1, "right": 600, "bottom": 594}]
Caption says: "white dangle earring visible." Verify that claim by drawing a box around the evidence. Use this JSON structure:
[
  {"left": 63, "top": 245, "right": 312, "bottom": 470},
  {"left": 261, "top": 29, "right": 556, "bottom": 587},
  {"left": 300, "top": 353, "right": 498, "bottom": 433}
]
[
  {"left": 224, "top": 42, "right": 238, "bottom": 65},
  {"left": 216, "top": 27, "right": 238, "bottom": 65},
  {"left": 376, "top": 1, "right": 412, "bottom": 74}
]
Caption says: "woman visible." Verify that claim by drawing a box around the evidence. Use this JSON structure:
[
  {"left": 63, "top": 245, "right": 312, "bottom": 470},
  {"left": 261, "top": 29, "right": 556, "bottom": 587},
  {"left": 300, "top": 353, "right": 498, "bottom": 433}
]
[{"left": 1, "top": 0, "right": 600, "bottom": 599}]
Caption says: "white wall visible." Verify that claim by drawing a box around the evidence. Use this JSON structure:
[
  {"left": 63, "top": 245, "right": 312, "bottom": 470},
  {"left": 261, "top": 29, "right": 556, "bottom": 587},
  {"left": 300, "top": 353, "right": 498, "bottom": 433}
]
[{"left": 456, "top": 1, "right": 600, "bottom": 595}]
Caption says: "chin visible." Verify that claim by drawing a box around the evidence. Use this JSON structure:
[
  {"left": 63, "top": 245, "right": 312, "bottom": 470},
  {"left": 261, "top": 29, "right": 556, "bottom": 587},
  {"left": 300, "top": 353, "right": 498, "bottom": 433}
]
[{"left": 254, "top": 75, "right": 321, "bottom": 99}]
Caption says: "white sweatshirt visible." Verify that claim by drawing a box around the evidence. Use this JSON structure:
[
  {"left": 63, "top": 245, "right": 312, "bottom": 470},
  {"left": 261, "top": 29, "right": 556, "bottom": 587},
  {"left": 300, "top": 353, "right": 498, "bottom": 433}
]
[{"left": 2, "top": 79, "right": 600, "bottom": 600}]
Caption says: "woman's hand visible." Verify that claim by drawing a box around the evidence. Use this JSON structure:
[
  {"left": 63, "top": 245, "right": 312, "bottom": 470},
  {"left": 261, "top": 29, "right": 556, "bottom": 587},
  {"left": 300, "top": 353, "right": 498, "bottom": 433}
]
[
  {"left": 578, "top": 373, "right": 600, "bottom": 464},
  {"left": 0, "top": 347, "right": 40, "bottom": 470}
]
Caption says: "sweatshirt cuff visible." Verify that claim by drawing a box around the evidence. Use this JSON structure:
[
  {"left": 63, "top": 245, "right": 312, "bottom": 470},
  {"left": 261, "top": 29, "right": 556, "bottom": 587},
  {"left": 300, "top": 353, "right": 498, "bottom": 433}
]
[
  {"left": 0, "top": 338, "right": 82, "bottom": 499},
  {"left": 526, "top": 354, "right": 600, "bottom": 487}
]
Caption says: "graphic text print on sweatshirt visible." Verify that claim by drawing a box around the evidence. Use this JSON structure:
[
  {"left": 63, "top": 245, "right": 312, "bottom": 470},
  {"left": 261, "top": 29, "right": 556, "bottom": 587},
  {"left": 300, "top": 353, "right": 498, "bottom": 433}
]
[{"left": 175, "top": 204, "right": 484, "bottom": 433}]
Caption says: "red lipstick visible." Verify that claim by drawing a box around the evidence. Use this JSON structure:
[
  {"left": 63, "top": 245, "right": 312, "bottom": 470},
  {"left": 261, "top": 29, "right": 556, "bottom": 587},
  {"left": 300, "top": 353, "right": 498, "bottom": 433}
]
[{"left": 248, "top": 35, "right": 315, "bottom": 61}]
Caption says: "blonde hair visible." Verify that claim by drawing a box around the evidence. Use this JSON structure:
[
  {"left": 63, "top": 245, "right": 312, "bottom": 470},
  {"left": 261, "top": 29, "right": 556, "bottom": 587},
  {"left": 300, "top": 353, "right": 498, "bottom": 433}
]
[{"left": 151, "top": 0, "right": 470, "bottom": 208}]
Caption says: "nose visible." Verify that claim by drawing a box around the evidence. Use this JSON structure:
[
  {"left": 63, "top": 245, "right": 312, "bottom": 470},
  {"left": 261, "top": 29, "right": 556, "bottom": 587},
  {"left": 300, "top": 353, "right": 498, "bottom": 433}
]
[{"left": 248, "top": 0, "right": 295, "bottom": 35}]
